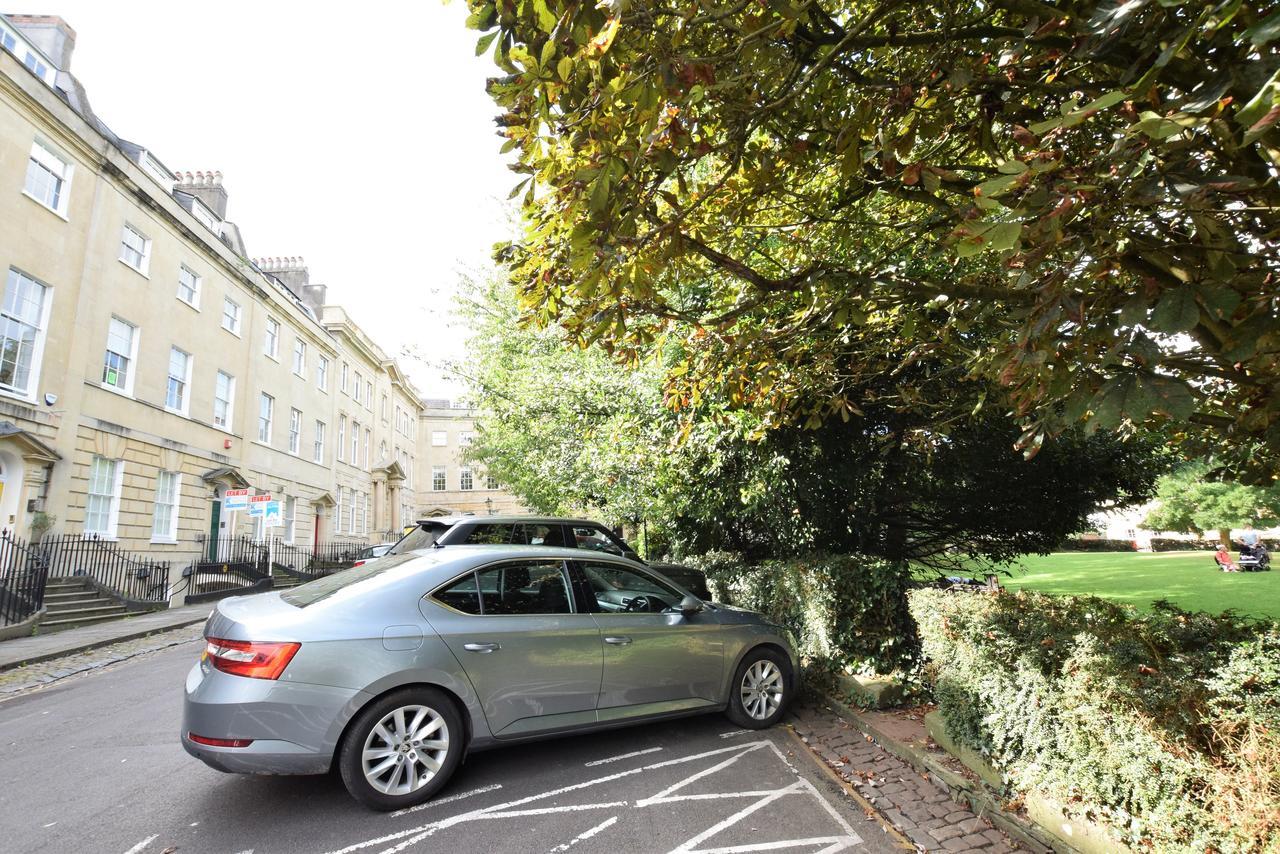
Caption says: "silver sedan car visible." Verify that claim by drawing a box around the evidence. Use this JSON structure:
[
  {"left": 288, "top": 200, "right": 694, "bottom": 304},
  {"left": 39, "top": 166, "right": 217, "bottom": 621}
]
[{"left": 182, "top": 545, "right": 796, "bottom": 810}]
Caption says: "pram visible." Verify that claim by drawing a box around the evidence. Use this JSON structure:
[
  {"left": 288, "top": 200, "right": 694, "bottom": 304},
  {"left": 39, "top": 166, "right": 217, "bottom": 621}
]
[{"left": 1238, "top": 542, "right": 1272, "bottom": 572}]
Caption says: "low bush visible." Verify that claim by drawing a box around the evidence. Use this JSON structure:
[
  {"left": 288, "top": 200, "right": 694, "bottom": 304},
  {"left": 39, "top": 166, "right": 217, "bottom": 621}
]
[
  {"left": 910, "top": 588, "right": 1280, "bottom": 852},
  {"left": 1149, "top": 537, "right": 1216, "bottom": 552},
  {"left": 1057, "top": 537, "right": 1137, "bottom": 551},
  {"left": 681, "top": 551, "right": 917, "bottom": 676}
]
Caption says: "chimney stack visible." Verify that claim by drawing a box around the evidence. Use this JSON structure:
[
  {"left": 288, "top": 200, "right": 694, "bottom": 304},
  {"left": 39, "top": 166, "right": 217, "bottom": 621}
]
[
  {"left": 7, "top": 15, "right": 75, "bottom": 71},
  {"left": 253, "top": 256, "right": 319, "bottom": 304},
  {"left": 174, "top": 169, "right": 229, "bottom": 219}
]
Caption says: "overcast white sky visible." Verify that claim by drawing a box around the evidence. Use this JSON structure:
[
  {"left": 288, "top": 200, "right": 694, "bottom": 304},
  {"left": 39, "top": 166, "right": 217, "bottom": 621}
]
[{"left": 44, "top": 1, "right": 515, "bottom": 398}]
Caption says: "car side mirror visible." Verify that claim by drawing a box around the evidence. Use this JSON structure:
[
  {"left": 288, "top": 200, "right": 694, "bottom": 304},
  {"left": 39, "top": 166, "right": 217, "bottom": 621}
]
[{"left": 679, "top": 595, "right": 704, "bottom": 617}]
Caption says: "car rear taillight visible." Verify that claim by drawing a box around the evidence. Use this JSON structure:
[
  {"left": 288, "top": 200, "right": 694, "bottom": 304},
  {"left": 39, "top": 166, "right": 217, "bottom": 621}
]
[
  {"left": 353, "top": 559, "right": 367, "bottom": 567},
  {"left": 203, "top": 637, "right": 299, "bottom": 680},
  {"left": 188, "top": 733, "right": 254, "bottom": 748}
]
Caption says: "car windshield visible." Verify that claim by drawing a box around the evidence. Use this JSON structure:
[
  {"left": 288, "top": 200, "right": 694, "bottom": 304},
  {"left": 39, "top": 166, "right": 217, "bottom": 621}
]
[{"left": 388, "top": 524, "right": 446, "bottom": 555}]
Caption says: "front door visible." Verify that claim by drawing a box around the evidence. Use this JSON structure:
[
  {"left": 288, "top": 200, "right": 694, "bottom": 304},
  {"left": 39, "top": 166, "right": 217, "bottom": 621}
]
[
  {"left": 206, "top": 497, "right": 221, "bottom": 561},
  {"left": 424, "top": 559, "right": 602, "bottom": 737},
  {"left": 575, "top": 560, "right": 724, "bottom": 711}
]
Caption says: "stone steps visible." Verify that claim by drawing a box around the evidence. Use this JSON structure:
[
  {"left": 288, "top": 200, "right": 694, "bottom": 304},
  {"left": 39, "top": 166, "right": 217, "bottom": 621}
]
[{"left": 38, "top": 578, "right": 132, "bottom": 633}]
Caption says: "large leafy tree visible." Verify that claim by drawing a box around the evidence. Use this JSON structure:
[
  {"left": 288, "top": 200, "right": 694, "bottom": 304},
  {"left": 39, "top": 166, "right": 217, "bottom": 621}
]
[
  {"left": 467, "top": 0, "right": 1280, "bottom": 475},
  {"left": 458, "top": 273, "right": 1165, "bottom": 568},
  {"left": 1144, "top": 461, "right": 1280, "bottom": 544}
]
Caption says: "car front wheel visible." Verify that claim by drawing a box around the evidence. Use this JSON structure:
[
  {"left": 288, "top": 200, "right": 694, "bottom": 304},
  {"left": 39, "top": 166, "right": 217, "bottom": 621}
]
[
  {"left": 338, "top": 687, "right": 464, "bottom": 811},
  {"left": 725, "top": 647, "right": 792, "bottom": 729}
]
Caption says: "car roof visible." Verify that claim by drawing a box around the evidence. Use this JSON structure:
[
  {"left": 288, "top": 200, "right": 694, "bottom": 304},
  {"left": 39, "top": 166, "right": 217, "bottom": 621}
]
[
  {"left": 416, "top": 515, "right": 610, "bottom": 527},
  {"left": 424, "top": 543, "right": 640, "bottom": 562}
]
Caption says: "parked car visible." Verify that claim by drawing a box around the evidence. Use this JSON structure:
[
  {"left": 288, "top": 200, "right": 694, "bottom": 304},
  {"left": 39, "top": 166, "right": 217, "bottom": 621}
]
[
  {"left": 182, "top": 545, "right": 795, "bottom": 810},
  {"left": 352, "top": 542, "right": 396, "bottom": 567},
  {"left": 391, "top": 516, "right": 711, "bottom": 598}
]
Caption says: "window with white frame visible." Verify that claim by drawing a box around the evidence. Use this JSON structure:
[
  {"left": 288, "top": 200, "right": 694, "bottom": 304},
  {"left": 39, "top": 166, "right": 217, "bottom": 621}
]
[
  {"left": 340, "top": 362, "right": 349, "bottom": 393},
  {"left": 85, "top": 456, "right": 122, "bottom": 537},
  {"left": 24, "top": 140, "right": 72, "bottom": 216},
  {"left": 264, "top": 317, "right": 280, "bottom": 359},
  {"left": 363, "top": 492, "right": 370, "bottom": 535},
  {"left": 102, "top": 317, "right": 137, "bottom": 394},
  {"left": 487, "top": 474, "right": 499, "bottom": 490},
  {"left": 293, "top": 339, "right": 306, "bottom": 376},
  {"left": 282, "top": 495, "right": 296, "bottom": 544},
  {"left": 460, "top": 467, "right": 474, "bottom": 491},
  {"left": 352, "top": 373, "right": 362, "bottom": 404},
  {"left": 335, "top": 486, "right": 345, "bottom": 534},
  {"left": 258, "top": 392, "right": 274, "bottom": 444},
  {"left": 459, "top": 431, "right": 474, "bottom": 447},
  {"left": 213, "top": 370, "right": 234, "bottom": 429},
  {"left": 351, "top": 420, "right": 360, "bottom": 464},
  {"left": 316, "top": 355, "right": 329, "bottom": 391},
  {"left": 431, "top": 430, "right": 446, "bottom": 447},
  {"left": 119, "top": 224, "right": 151, "bottom": 274},
  {"left": 337, "top": 415, "right": 347, "bottom": 461},
  {"left": 432, "top": 465, "right": 446, "bottom": 491},
  {"left": 165, "top": 347, "right": 192, "bottom": 414},
  {"left": 0, "top": 268, "right": 50, "bottom": 398},
  {"left": 221, "top": 297, "right": 241, "bottom": 335},
  {"left": 288, "top": 408, "right": 302, "bottom": 454},
  {"left": 176, "top": 265, "right": 200, "bottom": 308},
  {"left": 314, "top": 420, "right": 325, "bottom": 463},
  {"left": 151, "top": 470, "right": 181, "bottom": 542},
  {"left": 363, "top": 428, "right": 371, "bottom": 470}
]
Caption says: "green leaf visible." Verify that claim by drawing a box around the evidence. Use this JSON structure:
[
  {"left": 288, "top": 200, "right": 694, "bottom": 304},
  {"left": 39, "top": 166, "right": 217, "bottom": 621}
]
[
  {"left": 540, "top": 38, "right": 557, "bottom": 68},
  {"left": 1145, "top": 375, "right": 1196, "bottom": 419},
  {"left": 1118, "top": 295, "right": 1148, "bottom": 328},
  {"left": 1194, "top": 284, "right": 1241, "bottom": 321},
  {"left": 1149, "top": 286, "right": 1201, "bottom": 333},
  {"left": 986, "top": 222, "right": 1022, "bottom": 252},
  {"left": 557, "top": 56, "right": 573, "bottom": 81},
  {"left": 1135, "top": 112, "right": 1185, "bottom": 140},
  {"left": 589, "top": 171, "right": 611, "bottom": 215},
  {"left": 1243, "top": 8, "right": 1280, "bottom": 45},
  {"left": 475, "top": 30, "right": 499, "bottom": 56},
  {"left": 1081, "top": 91, "right": 1130, "bottom": 112},
  {"left": 532, "top": 0, "right": 557, "bottom": 33},
  {"left": 976, "top": 173, "right": 1021, "bottom": 197}
]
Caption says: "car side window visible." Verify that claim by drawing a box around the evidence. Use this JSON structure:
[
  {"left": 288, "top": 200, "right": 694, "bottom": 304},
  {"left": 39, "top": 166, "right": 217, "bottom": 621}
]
[
  {"left": 475, "top": 561, "right": 574, "bottom": 615},
  {"left": 433, "top": 572, "right": 482, "bottom": 614},
  {"left": 571, "top": 525, "right": 626, "bottom": 556},
  {"left": 460, "top": 523, "right": 515, "bottom": 545},
  {"left": 580, "top": 561, "right": 681, "bottom": 613},
  {"left": 512, "top": 523, "right": 568, "bottom": 547}
]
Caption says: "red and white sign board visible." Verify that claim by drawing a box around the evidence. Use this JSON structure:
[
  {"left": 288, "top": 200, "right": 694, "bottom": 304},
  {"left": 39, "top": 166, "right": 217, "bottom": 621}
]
[{"left": 224, "top": 488, "right": 251, "bottom": 511}]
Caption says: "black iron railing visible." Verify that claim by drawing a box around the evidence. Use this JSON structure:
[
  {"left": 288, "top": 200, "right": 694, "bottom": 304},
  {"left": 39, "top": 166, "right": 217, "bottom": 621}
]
[
  {"left": 0, "top": 531, "right": 50, "bottom": 626},
  {"left": 271, "top": 539, "right": 368, "bottom": 581},
  {"left": 39, "top": 534, "right": 171, "bottom": 603}
]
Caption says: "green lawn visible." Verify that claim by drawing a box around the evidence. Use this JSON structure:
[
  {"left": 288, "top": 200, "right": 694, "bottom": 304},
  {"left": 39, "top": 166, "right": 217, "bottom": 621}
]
[{"left": 999, "top": 550, "right": 1280, "bottom": 621}]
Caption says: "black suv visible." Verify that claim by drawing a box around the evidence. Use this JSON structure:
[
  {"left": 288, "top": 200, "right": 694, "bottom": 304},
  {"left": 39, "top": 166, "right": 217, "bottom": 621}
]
[{"left": 391, "top": 515, "right": 710, "bottom": 599}]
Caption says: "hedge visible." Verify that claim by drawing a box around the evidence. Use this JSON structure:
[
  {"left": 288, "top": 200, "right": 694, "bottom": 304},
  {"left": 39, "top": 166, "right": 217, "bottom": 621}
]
[
  {"left": 910, "top": 588, "right": 1280, "bottom": 852},
  {"left": 681, "top": 551, "right": 918, "bottom": 676},
  {"left": 1149, "top": 538, "right": 1217, "bottom": 552},
  {"left": 1057, "top": 537, "right": 1137, "bottom": 551}
]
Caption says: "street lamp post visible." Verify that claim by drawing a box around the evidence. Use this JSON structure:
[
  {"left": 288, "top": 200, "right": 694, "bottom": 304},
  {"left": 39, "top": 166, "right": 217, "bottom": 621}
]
[{"left": 485, "top": 497, "right": 495, "bottom": 516}]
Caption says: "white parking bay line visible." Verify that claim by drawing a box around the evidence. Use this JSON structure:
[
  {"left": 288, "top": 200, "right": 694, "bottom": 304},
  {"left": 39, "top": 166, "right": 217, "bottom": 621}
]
[
  {"left": 388, "top": 783, "right": 504, "bottom": 818},
  {"left": 121, "top": 835, "right": 158, "bottom": 854},
  {"left": 584, "top": 747, "right": 662, "bottom": 766},
  {"left": 719, "top": 729, "right": 750, "bottom": 739},
  {"left": 548, "top": 816, "right": 619, "bottom": 853}
]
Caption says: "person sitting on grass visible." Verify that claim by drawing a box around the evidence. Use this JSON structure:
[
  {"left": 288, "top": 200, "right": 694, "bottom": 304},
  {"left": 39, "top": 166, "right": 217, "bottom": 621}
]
[{"left": 1215, "top": 546, "right": 1240, "bottom": 572}]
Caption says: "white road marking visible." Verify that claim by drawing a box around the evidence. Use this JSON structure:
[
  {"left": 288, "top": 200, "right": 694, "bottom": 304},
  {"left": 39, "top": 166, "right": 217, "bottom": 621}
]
[
  {"left": 329, "top": 737, "right": 861, "bottom": 854},
  {"left": 122, "top": 835, "right": 158, "bottom": 854},
  {"left": 42, "top": 823, "right": 56, "bottom": 828},
  {"left": 549, "top": 816, "right": 619, "bottom": 853},
  {"left": 719, "top": 730, "right": 751, "bottom": 738},
  {"left": 584, "top": 747, "right": 662, "bottom": 766},
  {"left": 388, "top": 783, "right": 504, "bottom": 818}
]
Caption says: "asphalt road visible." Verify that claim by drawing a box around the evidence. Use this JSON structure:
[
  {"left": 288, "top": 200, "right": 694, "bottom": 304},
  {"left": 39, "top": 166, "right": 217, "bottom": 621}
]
[{"left": 0, "top": 639, "right": 906, "bottom": 854}]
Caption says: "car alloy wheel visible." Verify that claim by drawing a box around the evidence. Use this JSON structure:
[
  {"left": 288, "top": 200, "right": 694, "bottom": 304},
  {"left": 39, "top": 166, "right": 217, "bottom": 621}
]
[
  {"left": 361, "top": 704, "right": 450, "bottom": 796},
  {"left": 339, "top": 686, "right": 464, "bottom": 810},
  {"left": 740, "top": 660, "right": 784, "bottom": 720},
  {"left": 726, "top": 647, "right": 792, "bottom": 729}
]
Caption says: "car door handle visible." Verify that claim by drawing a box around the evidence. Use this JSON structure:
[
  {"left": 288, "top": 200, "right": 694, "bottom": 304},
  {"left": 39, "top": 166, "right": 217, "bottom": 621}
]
[
  {"left": 604, "top": 636, "right": 632, "bottom": 646},
  {"left": 463, "top": 642, "right": 500, "bottom": 653}
]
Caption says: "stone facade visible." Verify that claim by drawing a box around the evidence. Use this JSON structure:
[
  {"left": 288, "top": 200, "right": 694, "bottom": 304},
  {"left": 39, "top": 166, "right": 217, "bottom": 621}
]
[
  {"left": 417, "top": 400, "right": 528, "bottom": 518},
  {"left": 0, "top": 15, "right": 443, "bottom": 591}
]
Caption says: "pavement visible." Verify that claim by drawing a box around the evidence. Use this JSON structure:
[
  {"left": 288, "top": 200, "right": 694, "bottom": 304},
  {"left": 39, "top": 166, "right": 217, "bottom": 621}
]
[
  {"left": 0, "top": 603, "right": 211, "bottom": 672},
  {"left": 0, "top": 629, "right": 1020, "bottom": 854}
]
